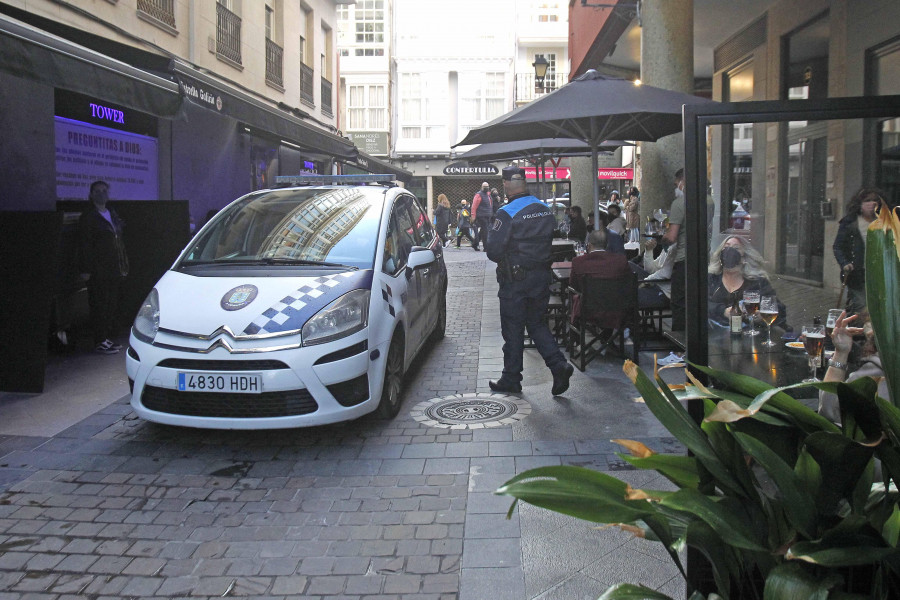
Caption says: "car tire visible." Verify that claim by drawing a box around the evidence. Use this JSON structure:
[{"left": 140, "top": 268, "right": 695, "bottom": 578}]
[
  {"left": 376, "top": 332, "right": 404, "bottom": 419},
  {"left": 431, "top": 292, "right": 446, "bottom": 342}
]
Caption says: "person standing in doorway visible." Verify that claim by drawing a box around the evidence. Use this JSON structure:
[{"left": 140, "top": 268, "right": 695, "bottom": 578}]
[
  {"left": 78, "top": 180, "right": 129, "bottom": 354},
  {"left": 471, "top": 181, "right": 495, "bottom": 251},
  {"left": 485, "top": 166, "right": 574, "bottom": 396},
  {"left": 662, "top": 168, "right": 687, "bottom": 331}
]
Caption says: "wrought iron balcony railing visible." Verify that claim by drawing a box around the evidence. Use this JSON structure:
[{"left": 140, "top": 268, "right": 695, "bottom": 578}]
[
  {"left": 137, "top": 0, "right": 176, "bottom": 28},
  {"left": 299, "top": 63, "right": 315, "bottom": 106},
  {"left": 321, "top": 78, "right": 333, "bottom": 117},
  {"left": 216, "top": 3, "right": 242, "bottom": 66},
  {"left": 514, "top": 71, "right": 569, "bottom": 104},
  {"left": 265, "top": 38, "right": 284, "bottom": 88}
]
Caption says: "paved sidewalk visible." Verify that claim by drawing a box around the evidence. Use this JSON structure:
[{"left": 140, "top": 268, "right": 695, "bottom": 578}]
[{"left": 0, "top": 248, "right": 686, "bottom": 599}]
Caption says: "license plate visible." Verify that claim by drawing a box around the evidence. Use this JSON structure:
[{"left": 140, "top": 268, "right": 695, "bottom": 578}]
[{"left": 177, "top": 372, "right": 262, "bottom": 394}]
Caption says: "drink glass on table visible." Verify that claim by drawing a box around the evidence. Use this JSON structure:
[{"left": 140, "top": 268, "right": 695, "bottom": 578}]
[
  {"left": 742, "top": 290, "right": 760, "bottom": 336},
  {"left": 802, "top": 324, "right": 826, "bottom": 382},
  {"left": 759, "top": 296, "right": 779, "bottom": 347}
]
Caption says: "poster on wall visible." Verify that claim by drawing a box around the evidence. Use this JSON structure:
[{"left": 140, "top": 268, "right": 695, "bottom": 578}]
[{"left": 54, "top": 117, "right": 159, "bottom": 200}]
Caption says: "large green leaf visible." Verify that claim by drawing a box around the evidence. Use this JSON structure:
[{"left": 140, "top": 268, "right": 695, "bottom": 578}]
[
  {"left": 659, "top": 489, "right": 766, "bottom": 551},
  {"left": 882, "top": 505, "right": 900, "bottom": 547},
  {"left": 733, "top": 432, "right": 816, "bottom": 538},
  {"left": 763, "top": 562, "right": 842, "bottom": 600},
  {"left": 619, "top": 453, "right": 701, "bottom": 489},
  {"left": 685, "top": 519, "right": 743, "bottom": 597},
  {"left": 496, "top": 466, "right": 655, "bottom": 523},
  {"left": 836, "top": 380, "right": 883, "bottom": 443},
  {"left": 598, "top": 583, "right": 676, "bottom": 600},
  {"left": 804, "top": 433, "right": 877, "bottom": 515},
  {"left": 702, "top": 400, "right": 759, "bottom": 500},
  {"left": 787, "top": 536, "right": 895, "bottom": 567},
  {"left": 866, "top": 204, "right": 900, "bottom": 409},
  {"left": 693, "top": 364, "right": 840, "bottom": 433},
  {"left": 793, "top": 447, "right": 823, "bottom": 503},
  {"left": 624, "top": 362, "right": 745, "bottom": 495}
]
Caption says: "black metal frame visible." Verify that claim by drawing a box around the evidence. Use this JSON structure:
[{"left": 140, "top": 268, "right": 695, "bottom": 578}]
[{"left": 682, "top": 92, "right": 900, "bottom": 596}]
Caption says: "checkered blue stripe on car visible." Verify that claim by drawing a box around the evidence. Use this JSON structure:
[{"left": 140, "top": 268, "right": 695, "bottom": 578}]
[{"left": 242, "top": 270, "right": 373, "bottom": 335}]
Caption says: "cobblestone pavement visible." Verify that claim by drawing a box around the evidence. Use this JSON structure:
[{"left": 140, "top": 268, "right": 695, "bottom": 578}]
[{"left": 0, "top": 248, "right": 686, "bottom": 599}]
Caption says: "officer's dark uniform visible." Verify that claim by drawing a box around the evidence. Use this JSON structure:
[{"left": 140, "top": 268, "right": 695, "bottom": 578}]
[{"left": 486, "top": 166, "right": 572, "bottom": 394}]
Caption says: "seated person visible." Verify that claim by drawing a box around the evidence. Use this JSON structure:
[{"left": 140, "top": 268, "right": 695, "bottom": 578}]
[
  {"left": 568, "top": 205, "right": 588, "bottom": 243},
  {"left": 707, "top": 235, "right": 787, "bottom": 329},
  {"left": 570, "top": 228, "right": 631, "bottom": 292},
  {"left": 632, "top": 237, "right": 676, "bottom": 299},
  {"left": 606, "top": 203, "right": 627, "bottom": 236},
  {"left": 818, "top": 311, "right": 890, "bottom": 424}
]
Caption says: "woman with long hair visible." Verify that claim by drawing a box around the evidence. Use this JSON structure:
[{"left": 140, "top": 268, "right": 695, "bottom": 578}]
[
  {"left": 707, "top": 235, "right": 786, "bottom": 329},
  {"left": 833, "top": 187, "right": 889, "bottom": 315},
  {"left": 435, "top": 194, "right": 452, "bottom": 247},
  {"left": 624, "top": 187, "right": 641, "bottom": 243}
]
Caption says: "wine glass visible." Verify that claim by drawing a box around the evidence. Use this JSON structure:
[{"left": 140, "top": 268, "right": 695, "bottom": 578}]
[
  {"left": 560, "top": 220, "right": 570, "bottom": 240},
  {"left": 759, "top": 296, "right": 779, "bottom": 347},
  {"left": 742, "top": 290, "right": 760, "bottom": 336},
  {"left": 801, "top": 324, "right": 826, "bottom": 382}
]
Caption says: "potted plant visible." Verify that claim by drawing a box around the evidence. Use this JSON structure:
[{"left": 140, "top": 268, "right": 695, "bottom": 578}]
[{"left": 497, "top": 204, "right": 900, "bottom": 599}]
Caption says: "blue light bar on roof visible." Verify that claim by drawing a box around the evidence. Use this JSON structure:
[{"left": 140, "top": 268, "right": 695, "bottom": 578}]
[{"left": 274, "top": 174, "right": 397, "bottom": 185}]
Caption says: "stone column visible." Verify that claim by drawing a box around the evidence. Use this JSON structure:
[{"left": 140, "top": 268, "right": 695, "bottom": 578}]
[{"left": 639, "top": 0, "right": 694, "bottom": 217}]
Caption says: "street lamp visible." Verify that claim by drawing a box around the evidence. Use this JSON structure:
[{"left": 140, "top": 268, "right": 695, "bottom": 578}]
[{"left": 532, "top": 56, "right": 549, "bottom": 92}]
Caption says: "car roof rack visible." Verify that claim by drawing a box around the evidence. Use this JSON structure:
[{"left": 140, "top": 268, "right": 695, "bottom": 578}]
[{"left": 274, "top": 174, "right": 399, "bottom": 187}]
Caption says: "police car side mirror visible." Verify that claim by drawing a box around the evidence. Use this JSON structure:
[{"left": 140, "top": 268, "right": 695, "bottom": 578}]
[{"left": 406, "top": 246, "right": 435, "bottom": 278}]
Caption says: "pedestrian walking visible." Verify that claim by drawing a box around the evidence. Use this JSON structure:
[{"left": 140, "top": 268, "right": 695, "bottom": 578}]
[
  {"left": 455, "top": 199, "right": 475, "bottom": 248},
  {"left": 485, "top": 165, "right": 574, "bottom": 396},
  {"left": 435, "top": 194, "right": 452, "bottom": 247},
  {"left": 471, "top": 181, "right": 495, "bottom": 251},
  {"left": 77, "top": 180, "right": 129, "bottom": 354}
]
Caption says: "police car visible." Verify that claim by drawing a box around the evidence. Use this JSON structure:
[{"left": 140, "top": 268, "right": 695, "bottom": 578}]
[{"left": 126, "top": 175, "right": 447, "bottom": 429}]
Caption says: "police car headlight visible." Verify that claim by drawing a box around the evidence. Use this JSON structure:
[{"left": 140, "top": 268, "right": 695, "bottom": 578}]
[
  {"left": 302, "top": 289, "right": 370, "bottom": 346},
  {"left": 132, "top": 289, "right": 160, "bottom": 343}
]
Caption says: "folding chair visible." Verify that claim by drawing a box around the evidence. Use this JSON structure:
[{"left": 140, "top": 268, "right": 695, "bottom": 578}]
[{"left": 566, "top": 271, "right": 640, "bottom": 371}]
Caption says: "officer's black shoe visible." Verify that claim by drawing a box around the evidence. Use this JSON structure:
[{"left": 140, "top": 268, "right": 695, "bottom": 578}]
[
  {"left": 489, "top": 379, "right": 522, "bottom": 393},
  {"left": 473, "top": 247, "right": 481, "bottom": 251},
  {"left": 551, "top": 364, "right": 574, "bottom": 396}
]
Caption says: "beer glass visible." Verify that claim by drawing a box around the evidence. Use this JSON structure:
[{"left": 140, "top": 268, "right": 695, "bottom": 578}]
[
  {"left": 802, "top": 324, "right": 826, "bottom": 382},
  {"left": 759, "top": 296, "right": 779, "bottom": 347},
  {"left": 742, "top": 290, "right": 760, "bottom": 336}
]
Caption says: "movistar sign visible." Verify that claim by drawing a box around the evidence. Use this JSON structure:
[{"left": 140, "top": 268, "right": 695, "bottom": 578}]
[{"left": 443, "top": 162, "right": 499, "bottom": 176}]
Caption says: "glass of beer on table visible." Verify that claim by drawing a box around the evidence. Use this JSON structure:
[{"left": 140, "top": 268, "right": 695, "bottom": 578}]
[
  {"left": 759, "top": 296, "right": 779, "bottom": 347},
  {"left": 742, "top": 290, "right": 760, "bottom": 336},
  {"left": 802, "top": 324, "right": 826, "bottom": 382}
]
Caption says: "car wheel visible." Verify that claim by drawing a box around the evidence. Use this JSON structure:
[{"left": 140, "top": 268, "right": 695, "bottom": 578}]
[
  {"left": 376, "top": 333, "right": 404, "bottom": 419},
  {"left": 431, "top": 292, "right": 446, "bottom": 341}
]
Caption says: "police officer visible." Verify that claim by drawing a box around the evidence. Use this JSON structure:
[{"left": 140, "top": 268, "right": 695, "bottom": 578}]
[{"left": 486, "top": 166, "right": 574, "bottom": 395}]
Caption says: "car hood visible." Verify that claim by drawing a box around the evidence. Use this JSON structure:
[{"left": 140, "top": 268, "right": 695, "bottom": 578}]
[{"left": 155, "top": 269, "right": 374, "bottom": 337}]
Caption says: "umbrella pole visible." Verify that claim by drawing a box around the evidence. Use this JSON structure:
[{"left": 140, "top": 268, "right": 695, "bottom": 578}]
[{"left": 591, "top": 144, "right": 600, "bottom": 227}]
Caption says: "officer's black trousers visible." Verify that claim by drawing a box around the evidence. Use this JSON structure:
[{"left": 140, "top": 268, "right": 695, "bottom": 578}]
[{"left": 498, "top": 289, "right": 567, "bottom": 384}]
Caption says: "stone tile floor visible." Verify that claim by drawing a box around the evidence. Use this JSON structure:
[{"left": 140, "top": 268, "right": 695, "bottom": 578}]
[{"left": 0, "top": 247, "right": 687, "bottom": 599}]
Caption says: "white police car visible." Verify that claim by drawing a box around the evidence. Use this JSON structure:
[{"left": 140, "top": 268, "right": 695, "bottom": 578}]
[{"left": 126, "top": 175, "right": 447, "bottom": 429}]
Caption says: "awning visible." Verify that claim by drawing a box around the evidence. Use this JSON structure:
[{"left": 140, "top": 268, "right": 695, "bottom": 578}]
[
  {"left": 171, "top": 60, "right": 357, "bottom": 161},
  {"left": 0, "top": 13, "right": 181, "bottom": 117},
  {"left": 347, "top": 151, "right": 413, "bottom": 183}
]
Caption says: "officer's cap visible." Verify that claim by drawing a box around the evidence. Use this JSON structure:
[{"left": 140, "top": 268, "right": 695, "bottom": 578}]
[{"left": 501, "top": 166, "right": 527, "bottom": 181}]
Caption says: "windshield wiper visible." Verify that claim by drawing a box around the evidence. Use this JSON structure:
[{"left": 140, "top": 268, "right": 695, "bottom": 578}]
[{"left": 259, "top": 258, "right": 358, "bottom": 269}]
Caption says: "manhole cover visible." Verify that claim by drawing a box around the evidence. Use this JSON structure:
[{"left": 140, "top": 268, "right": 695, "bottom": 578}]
[{"left": 410, "top": 393, "right": 531, "bottom": 429}]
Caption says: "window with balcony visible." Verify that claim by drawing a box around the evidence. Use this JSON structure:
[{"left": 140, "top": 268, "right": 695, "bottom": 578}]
[
  {"left": 216, "top": 0, "right": 242, "bottom": 67},
  {"left": 137, "top": 0, "right": 176, "bottom": 31},
  {"left": 264, "top": 4, "right": 283, "bottom": 89}
]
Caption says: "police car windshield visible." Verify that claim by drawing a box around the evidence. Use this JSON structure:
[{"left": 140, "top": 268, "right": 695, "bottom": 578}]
[{"left": 180, "top": 187, "right": 384, "bottom": 270}]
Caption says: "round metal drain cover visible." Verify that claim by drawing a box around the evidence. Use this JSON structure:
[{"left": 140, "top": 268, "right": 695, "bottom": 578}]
[{"left": 411, "top": 393, "right": 531, "bottom": 429}]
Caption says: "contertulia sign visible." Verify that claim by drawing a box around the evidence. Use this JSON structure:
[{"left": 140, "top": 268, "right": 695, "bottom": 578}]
[{"left": 442, "top": 162, "right": 499, "bottom": 176}]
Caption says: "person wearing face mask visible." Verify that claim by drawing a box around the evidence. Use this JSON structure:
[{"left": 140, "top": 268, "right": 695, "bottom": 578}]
[
  {"left": 707, "top": 235, "right": 786, "bottom": 329},
  {"left": 833, "top": 187, "right": 889, "bottom": 315}
]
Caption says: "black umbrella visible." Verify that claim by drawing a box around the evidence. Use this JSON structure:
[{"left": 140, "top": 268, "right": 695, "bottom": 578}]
[
  {"left": 453, "top": 69, "right": 715, "bottom": 217},
  {"left": 457, "top": 138, "right": 629, "bottom": 202}
]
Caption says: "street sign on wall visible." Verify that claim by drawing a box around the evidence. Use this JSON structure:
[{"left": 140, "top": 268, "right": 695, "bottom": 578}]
[{"left": 347, "top": 132, "right": 388, "bottom": 156}]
